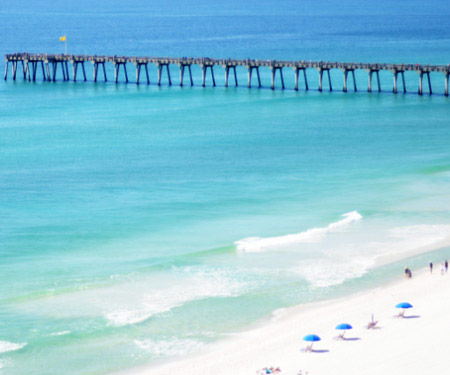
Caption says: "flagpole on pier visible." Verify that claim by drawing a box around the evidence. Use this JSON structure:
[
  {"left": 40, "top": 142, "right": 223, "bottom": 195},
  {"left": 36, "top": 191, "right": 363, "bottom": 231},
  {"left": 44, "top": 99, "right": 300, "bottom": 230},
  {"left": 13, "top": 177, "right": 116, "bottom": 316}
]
[{"left": 59, "top": 35, "right": 67, "bottom": 55}]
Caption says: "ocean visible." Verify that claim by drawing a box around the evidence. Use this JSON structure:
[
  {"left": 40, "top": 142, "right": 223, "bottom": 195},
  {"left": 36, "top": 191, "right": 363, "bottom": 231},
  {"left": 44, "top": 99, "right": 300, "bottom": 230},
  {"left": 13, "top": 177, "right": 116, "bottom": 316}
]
[{"left": 1, "top": 0, "right": 450, "bottom": 374}]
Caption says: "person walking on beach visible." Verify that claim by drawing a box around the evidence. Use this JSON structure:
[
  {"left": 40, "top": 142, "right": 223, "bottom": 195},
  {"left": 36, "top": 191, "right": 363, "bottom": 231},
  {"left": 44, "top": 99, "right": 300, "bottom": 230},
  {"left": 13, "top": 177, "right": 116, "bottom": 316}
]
[
  {"left": 405, "top": 267, "right": 412, "bottom": 278},
  {"left": 445, "top": 260, "right": 448, "bottom": 273},
  {"left": 429, "top": 261, "right": 433, "bottom": 273}
]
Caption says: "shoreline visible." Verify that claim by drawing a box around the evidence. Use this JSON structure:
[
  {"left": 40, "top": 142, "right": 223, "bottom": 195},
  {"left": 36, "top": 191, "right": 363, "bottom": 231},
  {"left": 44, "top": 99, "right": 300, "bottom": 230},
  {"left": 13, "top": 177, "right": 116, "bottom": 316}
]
[{"left": 125, "top": 266, "right": 450, "bottom": 375}]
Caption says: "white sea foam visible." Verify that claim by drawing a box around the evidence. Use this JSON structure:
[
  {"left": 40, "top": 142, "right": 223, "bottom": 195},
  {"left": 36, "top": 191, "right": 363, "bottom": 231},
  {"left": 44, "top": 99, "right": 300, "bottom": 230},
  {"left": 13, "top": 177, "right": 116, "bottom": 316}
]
[
  {"left": 290, "top": 223, "right": 450, "bottom": 288},
  {"left": 0, "top": 359, "right": 11, "bottom": 371},
  {"left": 0, "top": 340, "right": 26, "bottom": 353},
  {"left": 105, "top": 268, "right": 246, "bottom": 327},
  {"left": 134, "top": 338, "right": 204, "bottom": 358},
  {"left": 235, "top": 211, "right": 363, "bottom": 253},
  {"left": 135, "top": 338, "right": 203, "bottom": 357},
  {"left": 49, "top": 330, "right": 71, "bottom": 336},
  {"left": 292, "top": 257, "right": 372, "bottom": 288}
]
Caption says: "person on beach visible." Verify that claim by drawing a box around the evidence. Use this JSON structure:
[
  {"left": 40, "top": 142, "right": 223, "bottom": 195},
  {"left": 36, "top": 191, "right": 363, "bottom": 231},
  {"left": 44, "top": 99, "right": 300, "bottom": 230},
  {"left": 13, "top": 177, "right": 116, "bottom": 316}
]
[
  {"left": 445, "top": 260, "right": 448, "bottom": 273},
  {"left": 429, "top": 261, "right": 433, "bottom": 273},
  {"left": 405, "top": 267, "right": 412, "bottom": 278}
]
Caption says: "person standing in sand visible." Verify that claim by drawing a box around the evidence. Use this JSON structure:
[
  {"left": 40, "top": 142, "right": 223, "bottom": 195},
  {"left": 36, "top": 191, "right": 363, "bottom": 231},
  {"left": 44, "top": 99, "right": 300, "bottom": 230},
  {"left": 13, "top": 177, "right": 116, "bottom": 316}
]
[
  {"left": 405, "top": 267, "right": 412, "bottom": 278},
  {"left": 429, "top": 261, "right": 433, "bottom": 273},
  {"left": 445, "top": 260, "right": 448, "bottom": 273}
]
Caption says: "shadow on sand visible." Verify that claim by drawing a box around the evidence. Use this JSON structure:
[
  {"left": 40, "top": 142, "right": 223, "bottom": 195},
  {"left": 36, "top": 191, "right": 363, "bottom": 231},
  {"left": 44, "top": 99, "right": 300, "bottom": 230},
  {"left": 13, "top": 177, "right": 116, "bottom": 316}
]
[{"left": 404, "top": 315, "right": 421, "bottom": 319}]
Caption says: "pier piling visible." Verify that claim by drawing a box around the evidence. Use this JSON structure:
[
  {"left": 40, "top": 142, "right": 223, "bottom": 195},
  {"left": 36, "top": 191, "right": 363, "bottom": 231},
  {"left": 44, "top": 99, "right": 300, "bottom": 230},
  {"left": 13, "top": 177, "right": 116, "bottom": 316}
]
[
  {"left": 157, "top": 63, "right": 171, "bottom": 86},
  {"left": 247, "top": 65, "right": 261, "bottom": 88},
  {"left": 178, "top": 63, "right": 194, "bottom": 86},
  {"left": 270, "top": 65, "right": 285, "bottom": 90},
  {"left": 392, "top": 70, "right": 406, "bottom": 93},
  {"left": 4, "top": 61, "right": 8, "bottom": 81},
  {"left": 318, "top": 68, "right": 332, "bottom": 92},
  {"left": 445, "top": 72, "right": 449, "bottom": 96},
  {"left": 342, "top": 68, "right": 357, "bottom": 92},
  {"left": 294, "top": 67, "right": 308, "bottom": 91},
  {"left": 114, "top": 61, "right": 128, "bottom": 84},
  {"left": 92, "top": 61, "right": 107, "bottom": 82},
  {"left": 418, "top": 71, "right": 432, "bottom": 95},
  {"left": 178, "top": 64, "right": 193, "bottom": 86},
  {"left": 201, "top": 60, "right": 215, "bottom": 87},
  {"left": 224, "top": 64, "right": 238, "bottom": 87}
]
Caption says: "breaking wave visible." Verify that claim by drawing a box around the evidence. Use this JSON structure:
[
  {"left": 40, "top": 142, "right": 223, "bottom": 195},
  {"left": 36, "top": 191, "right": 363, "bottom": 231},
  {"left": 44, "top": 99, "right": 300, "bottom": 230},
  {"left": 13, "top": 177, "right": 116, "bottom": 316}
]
[
  {"left": 235, "top": 211, "right": 362, "bottom": 253},
  {"left": 0, "top": 340, "right": 27, "bottom": 353},
  {"left": 105, "top": 268, "right": 246, "bottom": 327}
]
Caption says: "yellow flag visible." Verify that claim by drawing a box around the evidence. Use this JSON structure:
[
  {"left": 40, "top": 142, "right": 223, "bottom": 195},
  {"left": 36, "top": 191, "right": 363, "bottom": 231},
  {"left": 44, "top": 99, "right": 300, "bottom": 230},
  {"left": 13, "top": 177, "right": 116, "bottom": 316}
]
[{"left": 59, "top": 36, "right": 66, "bottom": 42}]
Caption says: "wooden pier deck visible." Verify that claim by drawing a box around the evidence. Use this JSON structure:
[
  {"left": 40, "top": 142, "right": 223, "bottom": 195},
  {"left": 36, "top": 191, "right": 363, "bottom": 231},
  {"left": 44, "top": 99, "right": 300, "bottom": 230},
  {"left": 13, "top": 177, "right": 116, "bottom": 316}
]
[{"left": 4, "top": 53, "right": 450, "bottom": 95}]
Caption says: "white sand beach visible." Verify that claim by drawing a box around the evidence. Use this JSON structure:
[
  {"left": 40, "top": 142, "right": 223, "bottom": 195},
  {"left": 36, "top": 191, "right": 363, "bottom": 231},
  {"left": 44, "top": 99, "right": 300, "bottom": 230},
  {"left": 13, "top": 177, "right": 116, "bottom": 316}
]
[{"left": 128, "top": 266, "right": 450, "bottom": 375}]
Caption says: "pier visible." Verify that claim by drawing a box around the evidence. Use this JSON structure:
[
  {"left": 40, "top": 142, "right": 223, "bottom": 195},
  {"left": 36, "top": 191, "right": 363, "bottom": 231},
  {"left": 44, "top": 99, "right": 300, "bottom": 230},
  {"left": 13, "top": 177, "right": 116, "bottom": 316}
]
[{"left": 4, "top": 53, "right": 450, "bottom": 96}]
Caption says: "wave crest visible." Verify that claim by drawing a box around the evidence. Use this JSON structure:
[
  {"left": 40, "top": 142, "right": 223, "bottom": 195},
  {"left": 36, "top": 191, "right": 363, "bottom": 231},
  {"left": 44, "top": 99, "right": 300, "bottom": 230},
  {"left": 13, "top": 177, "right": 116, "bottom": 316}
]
[
  {"left": 0, "top": 340, "right": 27, "bottom": 353},
  {"left": 235, "top": 211, "right": 362, "bottom": 253}
]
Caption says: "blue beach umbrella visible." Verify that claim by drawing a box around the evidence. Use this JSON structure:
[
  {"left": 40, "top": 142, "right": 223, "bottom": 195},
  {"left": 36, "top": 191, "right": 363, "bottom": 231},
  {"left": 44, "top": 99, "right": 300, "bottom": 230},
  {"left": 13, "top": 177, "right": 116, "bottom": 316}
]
[
  {"left": 302, "top": 334, "right": 321, "bottom": 352},
  {"left": 396, "top": 302, "right": 413, "bottom": 309},
  {"left": 395, "top": 302, "right": 413, "bottom": 317},
  {"left": 335, "top": 323, "right": 352, "bottom": 339}
]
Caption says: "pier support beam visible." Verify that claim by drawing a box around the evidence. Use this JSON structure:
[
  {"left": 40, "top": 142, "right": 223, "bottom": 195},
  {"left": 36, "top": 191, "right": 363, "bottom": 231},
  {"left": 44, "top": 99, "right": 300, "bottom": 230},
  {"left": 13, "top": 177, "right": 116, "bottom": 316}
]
[
  {"left": 418, "top": 71, "right": 432, "bottom": 95},
  {"left": 93, "top": 62, "right": 107, "bottom": 82},
  {"left": 293, "top": 67, "right": 308, "bottom": 91},
  {"left": 30, "top": 61, "right": 37, "bottom": 81},
  {"left": 51, "top": 61, "right": 69, "bottom": 82},
  {"left": 12, "top": 61, "right": 18, "bottom": 80},
  {"left": 73, "top": 61, "right": 87, "bottom": 82},
  {"left": 135, "top": 63, "right": 149, "bottom": 85},
  {"left": 224, "top": 65, "right": 238, "bottom": 87},
  {"left": 4, "top": 61, "right": 8, "bottom": 81},
  {"left": 445, "top": 72, "right": 449, "bottom": 96},
  {"left": 22, "top": 61, "right": 28, "bottom": 80},
  {"left": 27, "top": 62, "right": 33, "bottom": 81},
  {"left": 51, "top": 62, "right": 58, "bottom": 81},
  {"left": 318, "top": 68, "right": 332, "bottom": 92},
  {"left": 22, "top": 60, "right": 31, "bottom": 81},
  {"left": 40, "top": 61, "right": 47, "bottom": 81},
  {"left": 367, "top": 70, "right": 381, "bottom": 92},
  {"left": 114, "top": 62, "right": 128, "bottom": 84},
  {"left": 270, "top": 67, "right": 285, "bottom": 90},
  {"left": 65, "top": 61, "right": 70, "bottom": 81},
  {"left": 157, "top": 63, "right": 171, "bottom": 86},
  {"left": 392, "top": 70, "right": 406, "bottom": 93},
  {"left": 342, "top": 69, "right": 357, "bottom": 92},
  {"left": 45, "top": 62, "right": 51, "bottom": 81},
  {"left": 247, "top": 66, "right": 261, "bottom": 88},
  {"left": 179, "top": 64, "right": 193, "bottom": 86},
  {"left": 201, "top": 65, "right": 215, "bottom": 87}
]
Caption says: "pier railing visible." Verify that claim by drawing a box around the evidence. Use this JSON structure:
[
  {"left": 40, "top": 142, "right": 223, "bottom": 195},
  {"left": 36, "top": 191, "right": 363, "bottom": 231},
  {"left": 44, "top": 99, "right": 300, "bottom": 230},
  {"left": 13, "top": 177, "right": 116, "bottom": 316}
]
[{"left": 4, "top": 52, "right": 450, "bottom": 95}]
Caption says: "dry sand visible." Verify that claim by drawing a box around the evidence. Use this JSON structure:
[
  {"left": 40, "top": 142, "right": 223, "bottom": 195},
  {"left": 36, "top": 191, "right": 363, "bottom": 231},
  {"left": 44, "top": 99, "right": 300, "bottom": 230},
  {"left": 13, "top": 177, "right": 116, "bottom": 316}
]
[{"left": 128, "top": 267, "right": 450, "bottom": 375}]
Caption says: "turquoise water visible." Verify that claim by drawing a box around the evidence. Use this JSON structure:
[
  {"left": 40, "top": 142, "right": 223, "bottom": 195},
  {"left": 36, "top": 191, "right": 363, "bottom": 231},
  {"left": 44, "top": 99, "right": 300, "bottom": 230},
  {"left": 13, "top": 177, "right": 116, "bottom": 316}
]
[{"left": 1, "top": 1, "right": 450, "bottom": 374}]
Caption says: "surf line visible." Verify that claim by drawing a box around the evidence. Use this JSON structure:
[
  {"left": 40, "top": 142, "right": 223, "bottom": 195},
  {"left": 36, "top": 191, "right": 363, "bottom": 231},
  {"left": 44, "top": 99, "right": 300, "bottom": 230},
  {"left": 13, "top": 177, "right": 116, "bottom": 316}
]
[{"left": 235, "top": 211, "right": 362, "bottom": 253}]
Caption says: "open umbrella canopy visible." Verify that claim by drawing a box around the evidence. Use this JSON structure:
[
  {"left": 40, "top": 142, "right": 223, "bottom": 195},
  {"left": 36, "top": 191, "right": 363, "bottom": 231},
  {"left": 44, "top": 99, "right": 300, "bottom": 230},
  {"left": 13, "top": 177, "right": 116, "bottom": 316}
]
[
  {"left": 336, "top": 323, "right": 353, "bottom": 330},
  {"left": 303, "top": 334, "right": 321, "bottom": 342},
  {"left": 396, "top": 302, "right": 413, "bottom": 309}
]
